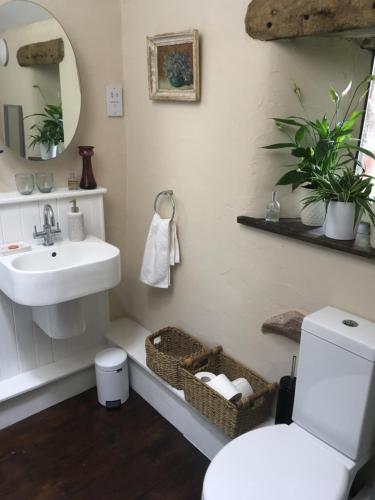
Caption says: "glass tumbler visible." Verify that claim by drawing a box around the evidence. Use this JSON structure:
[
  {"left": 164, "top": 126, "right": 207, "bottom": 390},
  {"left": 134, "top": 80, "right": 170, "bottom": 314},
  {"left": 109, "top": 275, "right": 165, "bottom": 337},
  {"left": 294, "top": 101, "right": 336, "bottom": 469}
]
[
  {"left": 36, "top": 172, "right": 54, "bottom": 193},
  {"left": 15, "top": 173, "right": 34, "bottom": 195}
]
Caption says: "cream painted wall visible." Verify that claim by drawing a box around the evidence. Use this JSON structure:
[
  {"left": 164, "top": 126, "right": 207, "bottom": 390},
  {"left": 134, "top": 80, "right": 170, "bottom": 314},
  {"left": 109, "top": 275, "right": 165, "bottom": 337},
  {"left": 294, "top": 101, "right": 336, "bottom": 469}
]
[
  {"left": 0, "top": 0, "right": 373, "bottom": 385},
  {"left": 0, "top": 0, "right": 127, "bottom": 318},
  {"left": 122, "top": 0, "right": 374, "bottom": 382}
]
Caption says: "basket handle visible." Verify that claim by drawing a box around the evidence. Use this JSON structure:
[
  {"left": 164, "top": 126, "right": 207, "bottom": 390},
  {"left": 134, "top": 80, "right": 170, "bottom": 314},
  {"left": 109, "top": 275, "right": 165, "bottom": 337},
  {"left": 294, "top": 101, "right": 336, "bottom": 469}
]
[
  {"left": 182, "top": 345, "right": 223, "bottom": 370},
  {"left": 236, "top": 382, "right": 278, "bottom": 409}
]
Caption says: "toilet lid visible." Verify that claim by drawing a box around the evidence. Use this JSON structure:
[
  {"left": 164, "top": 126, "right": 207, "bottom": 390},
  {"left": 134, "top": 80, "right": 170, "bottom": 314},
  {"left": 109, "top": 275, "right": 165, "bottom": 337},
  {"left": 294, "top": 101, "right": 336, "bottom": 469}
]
[{"left": 203, "top": 424, "right": 350, "bottom": 500}]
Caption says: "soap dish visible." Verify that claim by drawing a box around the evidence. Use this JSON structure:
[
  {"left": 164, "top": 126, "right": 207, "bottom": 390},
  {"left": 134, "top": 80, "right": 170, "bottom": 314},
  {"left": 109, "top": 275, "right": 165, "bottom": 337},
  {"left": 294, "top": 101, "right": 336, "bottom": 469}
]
[{"left": 0, "top": 241, "right": 32, "bottom": 256}]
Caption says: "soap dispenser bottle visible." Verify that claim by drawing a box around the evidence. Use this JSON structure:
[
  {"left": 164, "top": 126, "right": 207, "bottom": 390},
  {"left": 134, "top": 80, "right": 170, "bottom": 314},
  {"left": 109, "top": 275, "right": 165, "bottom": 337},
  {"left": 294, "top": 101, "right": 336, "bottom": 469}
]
[{"left": 68, "top": 200, "right": 85, "bottom": 241}]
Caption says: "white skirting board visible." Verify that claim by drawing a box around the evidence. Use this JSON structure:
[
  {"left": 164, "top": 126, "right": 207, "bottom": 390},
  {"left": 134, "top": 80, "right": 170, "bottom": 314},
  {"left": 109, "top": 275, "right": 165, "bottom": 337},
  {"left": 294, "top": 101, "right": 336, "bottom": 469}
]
[
  {"left": 106, "top": 317, "right": 231, "bottom": 460},
  {"left": 0, "top": 367, "right": 96, "bottom": 430},
  {"left": 0, "top": 343, "right": 106, "bottom": 430}
]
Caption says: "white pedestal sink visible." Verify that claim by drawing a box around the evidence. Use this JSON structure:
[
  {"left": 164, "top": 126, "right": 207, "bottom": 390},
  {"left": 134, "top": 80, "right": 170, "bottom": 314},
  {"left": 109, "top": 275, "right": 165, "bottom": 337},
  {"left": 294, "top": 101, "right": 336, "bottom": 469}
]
[
  {"left": 0, "top": 236, "right": 121, "bottom": 339},
  {"left": 0, "top": 236, "right": 121, "bottom": 306}
]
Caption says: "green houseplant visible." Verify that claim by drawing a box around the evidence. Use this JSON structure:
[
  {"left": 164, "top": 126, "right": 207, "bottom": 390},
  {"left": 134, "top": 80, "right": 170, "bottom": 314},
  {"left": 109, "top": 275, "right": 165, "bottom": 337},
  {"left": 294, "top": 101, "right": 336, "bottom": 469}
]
[
  {"left": 264, "top": 76, "right": 375, "bottom": 226},
  {"left": 302, "top": 167, "right": 375, "bottom": 240},
  {"left": 24, "top": 86, "right": 64, "bottom": 160}
]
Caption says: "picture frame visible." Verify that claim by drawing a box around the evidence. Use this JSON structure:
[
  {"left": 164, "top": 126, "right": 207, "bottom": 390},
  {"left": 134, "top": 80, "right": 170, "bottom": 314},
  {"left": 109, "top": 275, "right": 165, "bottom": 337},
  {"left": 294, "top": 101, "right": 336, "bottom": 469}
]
[{"left": 147, "top": 30, "right": 200, "bottom": 102}]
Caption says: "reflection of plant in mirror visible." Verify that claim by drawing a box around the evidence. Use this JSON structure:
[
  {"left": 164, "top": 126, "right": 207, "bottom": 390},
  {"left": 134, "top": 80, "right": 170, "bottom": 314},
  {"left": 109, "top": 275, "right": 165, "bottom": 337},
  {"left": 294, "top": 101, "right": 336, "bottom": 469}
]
[
  {"left": 163, "top": 52, "right": 193, "bottom": 88},
  {"left": 263, "top": 76, "right": 375, "bottom": 191},
  {"left": 24, "top": 85, "right": 64, "bottom": 153}
]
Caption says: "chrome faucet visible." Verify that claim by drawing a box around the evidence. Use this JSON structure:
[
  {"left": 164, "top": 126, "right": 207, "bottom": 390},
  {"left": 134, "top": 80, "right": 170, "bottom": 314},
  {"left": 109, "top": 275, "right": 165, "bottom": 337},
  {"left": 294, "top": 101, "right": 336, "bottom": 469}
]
[{"left": 33, "top": 204, "right": 61, "bottom": 246}]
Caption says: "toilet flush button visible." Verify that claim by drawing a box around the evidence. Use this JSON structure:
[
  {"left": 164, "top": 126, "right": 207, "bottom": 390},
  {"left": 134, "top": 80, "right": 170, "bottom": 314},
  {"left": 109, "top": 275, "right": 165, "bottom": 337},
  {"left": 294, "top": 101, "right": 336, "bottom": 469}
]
[{"left": 342, "top": 319, "right": 359, "bottom": 328}]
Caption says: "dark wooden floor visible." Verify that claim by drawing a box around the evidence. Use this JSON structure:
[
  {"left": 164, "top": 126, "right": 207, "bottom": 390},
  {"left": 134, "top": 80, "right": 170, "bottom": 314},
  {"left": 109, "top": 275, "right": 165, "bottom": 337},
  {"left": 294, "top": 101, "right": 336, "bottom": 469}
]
[{"left": 0, "top": 389, "right": 209, "bottom": 500}]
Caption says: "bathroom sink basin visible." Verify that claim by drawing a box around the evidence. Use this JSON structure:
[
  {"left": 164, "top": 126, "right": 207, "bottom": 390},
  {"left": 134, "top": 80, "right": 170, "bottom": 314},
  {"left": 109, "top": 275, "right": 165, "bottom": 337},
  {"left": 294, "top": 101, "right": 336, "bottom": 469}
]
[{"left": 0, "top": 236, "right": 121, "bottom": 306}]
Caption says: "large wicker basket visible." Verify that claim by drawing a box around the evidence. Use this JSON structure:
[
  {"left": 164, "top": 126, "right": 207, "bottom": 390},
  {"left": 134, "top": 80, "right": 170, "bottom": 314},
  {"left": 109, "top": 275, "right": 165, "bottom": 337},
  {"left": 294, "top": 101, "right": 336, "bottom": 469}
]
[
  {"left": 145, "top": 327, "right": 206, "bottom": 390},
  {"left": 181, "top": 346, "right": 277, "bottom": 438}
]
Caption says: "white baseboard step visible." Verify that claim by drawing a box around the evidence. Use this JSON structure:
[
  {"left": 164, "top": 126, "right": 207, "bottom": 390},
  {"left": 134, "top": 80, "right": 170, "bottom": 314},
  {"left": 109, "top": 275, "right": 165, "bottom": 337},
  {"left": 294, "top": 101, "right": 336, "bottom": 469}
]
[
  {"left": 106, "top": 317, "right": 231, "bottom": 460},
  {"left": 0, "top": 343, "right": 106, "bottom": 404}
]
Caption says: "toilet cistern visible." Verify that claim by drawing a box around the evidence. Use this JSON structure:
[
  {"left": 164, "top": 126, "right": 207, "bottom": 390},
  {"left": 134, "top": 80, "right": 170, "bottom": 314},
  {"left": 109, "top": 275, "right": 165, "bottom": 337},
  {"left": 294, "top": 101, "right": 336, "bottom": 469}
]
[{"left": 33, "top": 203, "right": 61, "bottom": 246}]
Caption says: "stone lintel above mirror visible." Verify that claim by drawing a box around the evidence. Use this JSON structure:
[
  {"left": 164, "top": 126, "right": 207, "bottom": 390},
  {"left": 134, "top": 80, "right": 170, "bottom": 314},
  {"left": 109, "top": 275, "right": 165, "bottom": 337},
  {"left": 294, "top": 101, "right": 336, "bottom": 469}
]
[{"left": 17, "top": 37, "right": 64, "bottom": 66}]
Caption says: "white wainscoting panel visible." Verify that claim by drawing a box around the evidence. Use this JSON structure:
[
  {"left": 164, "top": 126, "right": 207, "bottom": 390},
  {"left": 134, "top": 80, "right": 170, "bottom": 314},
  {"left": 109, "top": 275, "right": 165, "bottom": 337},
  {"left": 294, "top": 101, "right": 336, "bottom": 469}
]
[{"left": 0, "top": 188, "right": 109, "bottom": 383}]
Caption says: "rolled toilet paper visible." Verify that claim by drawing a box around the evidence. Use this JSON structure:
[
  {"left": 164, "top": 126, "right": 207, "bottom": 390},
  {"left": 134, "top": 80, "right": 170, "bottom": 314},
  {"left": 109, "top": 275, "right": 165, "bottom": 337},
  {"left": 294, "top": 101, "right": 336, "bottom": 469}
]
[
  {"left": 195, "top": 371, "right": 216, "bottom": 383},
  {"left": 232, "top": 377, "right": 254, "bottom": 399},
  {"left": 207, "top": 374, "right": 241, "bottom": 402}
]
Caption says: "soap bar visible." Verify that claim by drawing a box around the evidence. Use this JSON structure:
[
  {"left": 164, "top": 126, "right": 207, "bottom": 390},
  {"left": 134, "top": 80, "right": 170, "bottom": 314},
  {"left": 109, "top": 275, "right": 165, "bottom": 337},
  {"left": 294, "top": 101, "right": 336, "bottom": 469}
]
[{"left": 0, "top": 241, "right": 32, "bottom": 256}]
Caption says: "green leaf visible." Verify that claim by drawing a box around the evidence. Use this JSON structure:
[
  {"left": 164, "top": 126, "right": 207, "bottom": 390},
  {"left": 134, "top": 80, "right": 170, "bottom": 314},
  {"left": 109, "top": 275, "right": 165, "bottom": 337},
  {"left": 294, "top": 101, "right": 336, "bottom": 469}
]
[
  {"left": 314, "top": 141, "right": 330, "bottom": 162},
  {"left": 291, "top": 147, "right": 310, "bottom": 158},
  {"left": 272, "top": 117, "right": 303, "bottom": 127},
  {"left": 295, "top": 126, "right": 306, "bottom": 145},
  {"left": 333, "top": 129, "right": 353, "bottom": 140},
  {"left": 276, "top": 170, "right": 307, "bottom": 186},
  {"left": 346, "top": 145, "right": 375, "bottom": 161},
  {"left": 263, "top": 143, "right": 295, "bottom": 150},
  {"left": 342, "top": 111, "right": 363, "bottom": 131}
]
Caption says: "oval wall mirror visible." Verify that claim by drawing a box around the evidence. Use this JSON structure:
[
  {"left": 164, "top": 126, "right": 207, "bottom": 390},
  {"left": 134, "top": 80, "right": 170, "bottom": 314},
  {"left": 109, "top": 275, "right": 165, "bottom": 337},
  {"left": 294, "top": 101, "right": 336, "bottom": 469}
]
[{"left": 0, "top": 0, "right": 81, "bottom": 161}]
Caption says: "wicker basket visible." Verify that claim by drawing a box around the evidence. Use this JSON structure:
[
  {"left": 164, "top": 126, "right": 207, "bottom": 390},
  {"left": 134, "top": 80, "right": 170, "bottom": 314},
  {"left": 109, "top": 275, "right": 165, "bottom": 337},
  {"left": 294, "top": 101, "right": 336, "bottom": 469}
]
[
  {"left": 181, "top": 346, "right": 277, "bottom": 438},
  {"left": 145, "top": 327, "right": 206, "bottom": 389}
]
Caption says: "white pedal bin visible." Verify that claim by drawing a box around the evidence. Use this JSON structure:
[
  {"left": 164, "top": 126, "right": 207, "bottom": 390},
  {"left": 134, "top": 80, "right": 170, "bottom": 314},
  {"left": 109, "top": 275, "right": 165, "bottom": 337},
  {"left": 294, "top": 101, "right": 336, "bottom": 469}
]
[{"left": 95, "top": 348, "right": 129, "bottom": 408}]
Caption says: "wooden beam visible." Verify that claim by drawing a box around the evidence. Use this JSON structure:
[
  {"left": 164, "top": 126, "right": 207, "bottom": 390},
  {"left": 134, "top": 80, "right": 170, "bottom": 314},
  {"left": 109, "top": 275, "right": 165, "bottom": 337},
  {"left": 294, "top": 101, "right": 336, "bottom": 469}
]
[
  {"left": 17, "top": 38, "right": 64, "bottom": 67},
  {"left": 245, "top": 0, "right": 375, "bottom": 41}
]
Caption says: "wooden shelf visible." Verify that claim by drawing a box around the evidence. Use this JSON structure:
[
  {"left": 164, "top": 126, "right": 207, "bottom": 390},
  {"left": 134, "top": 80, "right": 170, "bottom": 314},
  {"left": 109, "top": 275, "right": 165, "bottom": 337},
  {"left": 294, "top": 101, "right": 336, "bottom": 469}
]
[{"left": 237, "top": 216, "right": 375, "bottom": 259}]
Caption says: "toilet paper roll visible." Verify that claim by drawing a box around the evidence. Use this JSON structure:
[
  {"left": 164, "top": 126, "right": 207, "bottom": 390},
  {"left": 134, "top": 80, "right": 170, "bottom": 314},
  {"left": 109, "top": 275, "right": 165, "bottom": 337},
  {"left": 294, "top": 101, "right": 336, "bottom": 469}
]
[
  {"left": 232, "top": 377, "right": 254, "bottom": 399},
  {"left": 207, "top": 374, "right": 242, "bottom": 402},
  {"left": 195, "top": 371, "right": 216, "bottom": 383}
]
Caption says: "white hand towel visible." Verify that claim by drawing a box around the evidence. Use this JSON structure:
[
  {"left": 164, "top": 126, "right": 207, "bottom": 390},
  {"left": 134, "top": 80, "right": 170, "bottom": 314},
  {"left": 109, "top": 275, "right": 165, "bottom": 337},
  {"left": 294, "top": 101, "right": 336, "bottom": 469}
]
[
  {"left": 140, "top": 214, "right": 180, "bottom": 288},
  {"left": 170, "top": 221, "right": 180, "bottom": 266}
]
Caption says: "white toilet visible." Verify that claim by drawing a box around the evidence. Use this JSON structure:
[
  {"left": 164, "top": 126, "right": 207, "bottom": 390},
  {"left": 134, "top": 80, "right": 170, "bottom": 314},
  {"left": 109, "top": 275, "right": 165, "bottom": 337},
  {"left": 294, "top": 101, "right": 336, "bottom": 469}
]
[{"left": 203, "top": 307, "right": 375, "bottom": 500}]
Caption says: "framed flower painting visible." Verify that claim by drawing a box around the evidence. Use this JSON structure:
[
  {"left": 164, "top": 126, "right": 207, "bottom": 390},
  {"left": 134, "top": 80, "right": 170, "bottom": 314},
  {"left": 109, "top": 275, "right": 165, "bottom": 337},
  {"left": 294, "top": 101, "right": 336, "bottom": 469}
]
[{"left": 147, "top": 30, "right": 200, "bottom": 102}]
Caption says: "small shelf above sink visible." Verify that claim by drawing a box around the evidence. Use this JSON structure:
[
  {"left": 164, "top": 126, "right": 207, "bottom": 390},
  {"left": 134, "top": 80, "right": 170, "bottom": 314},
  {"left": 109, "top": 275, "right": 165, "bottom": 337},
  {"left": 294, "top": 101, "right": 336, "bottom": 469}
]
[
  {"left": 0, "top": 186, "right": 107, "bottom": 206},
  {"left": 237, "top": 216, "right": 375, "bottom": 260}
]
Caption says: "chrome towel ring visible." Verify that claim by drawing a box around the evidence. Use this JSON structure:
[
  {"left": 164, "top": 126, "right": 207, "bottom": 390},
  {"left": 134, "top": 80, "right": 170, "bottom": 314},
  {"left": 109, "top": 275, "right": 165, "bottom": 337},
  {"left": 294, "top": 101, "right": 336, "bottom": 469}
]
[{"left": 154, "top": 190, "right": 176, "bottom": 221}]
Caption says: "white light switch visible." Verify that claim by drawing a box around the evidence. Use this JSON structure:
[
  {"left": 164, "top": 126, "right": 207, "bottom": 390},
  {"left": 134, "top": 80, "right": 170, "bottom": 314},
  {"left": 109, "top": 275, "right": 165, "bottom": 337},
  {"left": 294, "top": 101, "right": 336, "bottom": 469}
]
[{"left": 106, "top": 85, "right": 123, "bottom": 117}]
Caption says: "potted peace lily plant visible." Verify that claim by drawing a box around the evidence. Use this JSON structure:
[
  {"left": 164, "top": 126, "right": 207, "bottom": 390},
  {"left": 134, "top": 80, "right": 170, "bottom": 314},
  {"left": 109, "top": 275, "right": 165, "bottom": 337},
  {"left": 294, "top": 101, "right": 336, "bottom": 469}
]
[
  {"left": 264, "top": 76, "right": 375, "bottom": 226},
  {"left": 303, "top": 167, "right": 375, "bottom": 240}
]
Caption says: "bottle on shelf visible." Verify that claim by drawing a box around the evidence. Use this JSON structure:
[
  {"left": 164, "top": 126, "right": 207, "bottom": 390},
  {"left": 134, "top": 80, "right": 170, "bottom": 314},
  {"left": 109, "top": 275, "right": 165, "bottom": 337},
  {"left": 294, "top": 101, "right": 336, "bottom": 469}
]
[
  {"left": 265, "top": 191, "right": 280, "bottom": 222},
  {"left": 67, "top": 170, "right": 80, "bottom": 191}
]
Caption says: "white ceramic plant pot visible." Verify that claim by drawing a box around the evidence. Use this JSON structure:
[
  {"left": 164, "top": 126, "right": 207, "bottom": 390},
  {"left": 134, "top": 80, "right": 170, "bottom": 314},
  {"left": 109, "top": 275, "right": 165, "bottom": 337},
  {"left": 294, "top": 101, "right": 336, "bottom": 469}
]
[
  {"left": 325, "top": 201, "right": 358, "bottom": 240},
  {"left": 300, "top": 200, "right": 326, "bottom": 227},
  {"left": 40, "top": 143, "right": 57, "bottom": 160}
]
